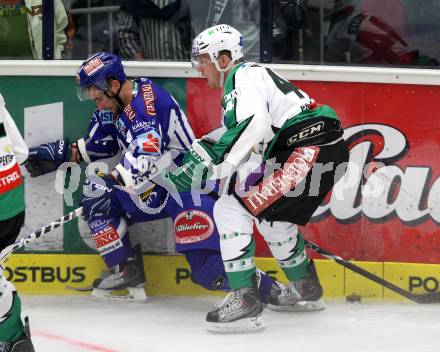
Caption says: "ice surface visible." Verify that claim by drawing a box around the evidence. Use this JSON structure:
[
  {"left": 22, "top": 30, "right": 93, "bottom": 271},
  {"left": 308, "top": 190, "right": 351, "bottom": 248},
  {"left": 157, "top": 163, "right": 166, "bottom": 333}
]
[{"left": 21, "top": 295, "right": 440, "bottom": 352}]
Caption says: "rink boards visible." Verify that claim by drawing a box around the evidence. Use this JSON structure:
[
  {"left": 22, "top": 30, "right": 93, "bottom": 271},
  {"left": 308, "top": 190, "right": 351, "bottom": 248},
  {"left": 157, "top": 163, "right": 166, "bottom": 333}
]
[
  {"left": 4, "top": 254, "right": 440, "bottom": 303},
  {"left": 0, "top": 67, "right": 439, "bottom": 265},
  {"left": 0, "top": 63, "right": 439, "bottom": 303}
]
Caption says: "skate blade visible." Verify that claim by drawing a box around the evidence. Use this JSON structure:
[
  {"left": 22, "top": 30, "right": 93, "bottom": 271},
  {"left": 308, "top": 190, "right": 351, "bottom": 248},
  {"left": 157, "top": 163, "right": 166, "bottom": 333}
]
[
  {"left": 207, "top": 315, "right": 265, "bottom": 333},
  {"left": 267, "top": 298, "right": 326, "bottom": 312},
  {"left": 91, "top": 286, "right": 147, "bottom": 303},
  {"left": 66, "top": 285, "right": 93, "bottom": 292}
]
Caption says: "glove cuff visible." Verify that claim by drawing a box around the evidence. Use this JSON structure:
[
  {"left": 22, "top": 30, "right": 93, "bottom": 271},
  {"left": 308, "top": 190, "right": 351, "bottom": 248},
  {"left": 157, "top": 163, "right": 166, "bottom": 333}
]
[
  {"left": 76, "top": 138, "right": 91, "bottom": 163},
  {"left": 64, "top": 143, "right": 72, "bottom": 164},
  {"left": 192, "top": 140, "right": 215, "bottom": 164},
  {"left": 55, "top": 139, "right": 71, "bottom": 166}
]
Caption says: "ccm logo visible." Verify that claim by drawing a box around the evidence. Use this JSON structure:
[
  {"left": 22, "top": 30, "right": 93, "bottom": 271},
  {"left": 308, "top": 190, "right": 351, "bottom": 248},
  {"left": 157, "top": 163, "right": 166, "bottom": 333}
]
[{"left": 287, "top": 121, "right": 324, "bottom": 146}]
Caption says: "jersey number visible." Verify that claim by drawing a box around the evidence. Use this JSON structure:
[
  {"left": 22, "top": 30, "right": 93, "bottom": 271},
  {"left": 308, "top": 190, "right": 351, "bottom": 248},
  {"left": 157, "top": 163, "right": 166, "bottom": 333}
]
[{"left": 266, "top": 68, "right": 304, "bottom": 98}]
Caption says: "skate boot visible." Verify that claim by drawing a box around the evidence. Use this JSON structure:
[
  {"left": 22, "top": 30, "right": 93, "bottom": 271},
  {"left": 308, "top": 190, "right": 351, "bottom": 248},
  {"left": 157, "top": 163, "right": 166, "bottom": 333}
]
[
  {"left": 268, "top": 260, "right": 326, "bottom": 311},
  {"left": 1, "top": 316, "right": 35, "bottom": 352},
  {"left": 206, "top": 282, "right": 264, "bottom": 333},
  {"left": 212, "top": 269, "right": 269, "bottom": 309},
  {"left": 92, "top": 254, "right": 147, "bottom": 302}
]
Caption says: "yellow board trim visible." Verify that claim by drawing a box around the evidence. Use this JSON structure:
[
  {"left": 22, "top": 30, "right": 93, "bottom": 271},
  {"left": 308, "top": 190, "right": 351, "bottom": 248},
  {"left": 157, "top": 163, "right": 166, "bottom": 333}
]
[{"left": 3, "top": 254, "right": 440, "bottom": 302}]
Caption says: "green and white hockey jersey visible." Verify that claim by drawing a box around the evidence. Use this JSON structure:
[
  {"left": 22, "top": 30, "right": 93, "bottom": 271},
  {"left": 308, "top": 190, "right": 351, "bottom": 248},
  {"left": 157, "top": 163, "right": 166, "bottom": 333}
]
[
  {"left": 208, "top": 62, "right": 340, "bottom": 169},
  {"left": 0, "top": 94, "right": 28, "bottom": 221}
]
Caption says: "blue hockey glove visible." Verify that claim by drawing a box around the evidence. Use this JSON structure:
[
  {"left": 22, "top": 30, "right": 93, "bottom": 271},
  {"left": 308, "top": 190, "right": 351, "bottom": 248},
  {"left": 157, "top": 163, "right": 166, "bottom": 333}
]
[
  {"left": 25, "top": 140, "right": 71, "bottom": 177},
  {"left": 164, "top": 140, "right": 215, "bottom": 192}
]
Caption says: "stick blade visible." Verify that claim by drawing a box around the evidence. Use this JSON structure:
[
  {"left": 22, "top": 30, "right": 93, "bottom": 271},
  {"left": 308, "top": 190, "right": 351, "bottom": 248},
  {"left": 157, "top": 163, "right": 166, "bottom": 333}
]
[{"left": 411, "top": 292, "right": 440, "bottom": 304}]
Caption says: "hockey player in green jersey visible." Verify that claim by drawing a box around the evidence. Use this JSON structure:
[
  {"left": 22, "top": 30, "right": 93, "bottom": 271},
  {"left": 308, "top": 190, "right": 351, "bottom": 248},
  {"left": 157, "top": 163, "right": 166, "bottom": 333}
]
[
  {"left": 0, "top": 94, "right": 35, "bottom": 351},
  {"left": 164, "top": 24, "right": 349, "bottom": 332}
]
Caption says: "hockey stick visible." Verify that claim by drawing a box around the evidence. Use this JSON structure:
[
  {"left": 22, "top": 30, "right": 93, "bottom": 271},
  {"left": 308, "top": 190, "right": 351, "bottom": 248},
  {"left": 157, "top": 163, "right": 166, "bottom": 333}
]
[
  {"left": 0, "top": 207, "right": 83, "bottom": 276},
  {"left": 304, "top": 239, "right": 440, "bottom": 304}
]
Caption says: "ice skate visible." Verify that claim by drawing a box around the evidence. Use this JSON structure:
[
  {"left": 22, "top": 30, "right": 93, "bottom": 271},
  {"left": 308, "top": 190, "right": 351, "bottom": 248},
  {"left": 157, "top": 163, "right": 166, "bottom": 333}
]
[
  {"left": 213, "top": 289, "right": 238, "bottom": 310},
  {"left": 206, "top": 284, "right": 264, "bottom": 333},
  {"left": 92, "top": 254, "right": 147, "bottom": 303},
  {"left": 268, "top": 260, "right": 326, "bottom": 312},
  {"left": 212, "top": 269, "right": 269, "bottom": 309},
  {"left": 1, "top": 316, "right": 35, "bottom": 352}
]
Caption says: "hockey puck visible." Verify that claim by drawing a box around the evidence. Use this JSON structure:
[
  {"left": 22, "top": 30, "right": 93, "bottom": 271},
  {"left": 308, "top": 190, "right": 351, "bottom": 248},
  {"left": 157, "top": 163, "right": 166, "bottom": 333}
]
[{"left": 346, "top": 294, "right": 362, "bottom": 303}]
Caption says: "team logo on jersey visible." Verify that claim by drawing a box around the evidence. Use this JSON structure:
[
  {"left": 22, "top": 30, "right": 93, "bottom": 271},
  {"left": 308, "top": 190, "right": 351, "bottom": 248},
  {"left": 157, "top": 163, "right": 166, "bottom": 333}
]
[
  {"left": 137, "top": 130, "right": 161, "bottom": 155},
  {"left": 132, "top": 120, "right": 155, "bottom": 133},
  {"left": 124, "top": 104, "right": 136, "bottom": 121},
  {"left": 141, "top": 84, "right": 156, "bottom": 116},
  {"left": 83, "top": 57, "right": 104, "bottom": 76},
  {"left": 174, "top": 210, "right": 214, "bottom": 244}
]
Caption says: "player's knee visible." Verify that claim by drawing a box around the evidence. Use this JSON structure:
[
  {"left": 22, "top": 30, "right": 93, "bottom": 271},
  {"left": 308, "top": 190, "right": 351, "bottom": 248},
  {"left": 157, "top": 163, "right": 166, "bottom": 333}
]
[
  {"left": 256, "top": 220, "right": 298, "bottom": 243},
  {"left": 188, "top": 253, "right": 229, "bottom": 291},
  {"left": 191, "top": 269, "right": 228, "bottom": 291},
  {"left": 213, "top": 195, "right": 243, "bottom": 224},
  {"left": 88, "top": 218, "right": 132, "bottom": 266},
  {"left": 81, "top": 174, "right": 118, "bottom": 221}
]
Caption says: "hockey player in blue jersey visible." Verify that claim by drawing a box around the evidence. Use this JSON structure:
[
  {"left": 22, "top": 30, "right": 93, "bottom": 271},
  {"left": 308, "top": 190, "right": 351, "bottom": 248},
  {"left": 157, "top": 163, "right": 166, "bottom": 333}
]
[{"left": 24, "top": 52, "right": 295, "bottom": 306}]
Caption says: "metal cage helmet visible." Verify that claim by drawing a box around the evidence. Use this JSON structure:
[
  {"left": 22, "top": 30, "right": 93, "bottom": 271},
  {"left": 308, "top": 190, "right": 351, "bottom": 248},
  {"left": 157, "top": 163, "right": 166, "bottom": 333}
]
[
  {"left": 191, "top": 24, "right": 244, "bottom": 71},
  {"left": 76, "top": 52, "right": 126, "bottom": 101}
]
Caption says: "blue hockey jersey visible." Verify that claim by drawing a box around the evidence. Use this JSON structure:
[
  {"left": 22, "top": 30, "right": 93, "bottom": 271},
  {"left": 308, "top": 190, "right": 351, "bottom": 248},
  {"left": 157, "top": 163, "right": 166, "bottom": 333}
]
[
  {"left": 76, "top": 78, "right": 195, "bottom": 186},
  {"left": 77, "top": 78, "right": 221, "bottom": 254}
]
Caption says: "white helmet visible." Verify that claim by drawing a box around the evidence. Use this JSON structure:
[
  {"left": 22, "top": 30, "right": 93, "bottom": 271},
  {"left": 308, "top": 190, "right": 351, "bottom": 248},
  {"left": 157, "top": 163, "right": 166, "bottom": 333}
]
[{"left": 192, "top": 24, "right": 244, "bottom": 71}]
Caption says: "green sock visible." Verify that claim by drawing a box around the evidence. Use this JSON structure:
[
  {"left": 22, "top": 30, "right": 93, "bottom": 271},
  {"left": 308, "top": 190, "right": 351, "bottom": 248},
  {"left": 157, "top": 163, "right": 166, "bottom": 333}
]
[
  {"left": 0, "top": 292, "right": 25, "bottom": 342},
  {"left": 278, "top": 234, "right": 310, "bottom": 281},
  {"left": 223, "top": 236, "right": 256, "bottom": 290}
]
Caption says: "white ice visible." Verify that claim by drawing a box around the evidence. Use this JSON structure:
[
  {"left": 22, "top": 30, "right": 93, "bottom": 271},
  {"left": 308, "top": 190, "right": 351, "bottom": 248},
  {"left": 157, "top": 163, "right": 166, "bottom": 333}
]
[{"left": 21, "top": 295, "right": 440, "bottom": 352}]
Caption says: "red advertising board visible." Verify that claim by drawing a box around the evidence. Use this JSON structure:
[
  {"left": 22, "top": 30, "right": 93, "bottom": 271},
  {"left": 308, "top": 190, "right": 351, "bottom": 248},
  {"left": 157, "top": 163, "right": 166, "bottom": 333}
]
[{"left": 187, "top": 79, "right": 440, "bottom": 264}]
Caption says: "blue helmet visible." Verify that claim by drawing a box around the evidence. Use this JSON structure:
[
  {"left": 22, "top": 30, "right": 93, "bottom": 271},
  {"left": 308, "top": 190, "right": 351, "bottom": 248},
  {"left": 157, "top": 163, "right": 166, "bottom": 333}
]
[{"left": 76, "top": 52, "right": 126, "bottom": 100}]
